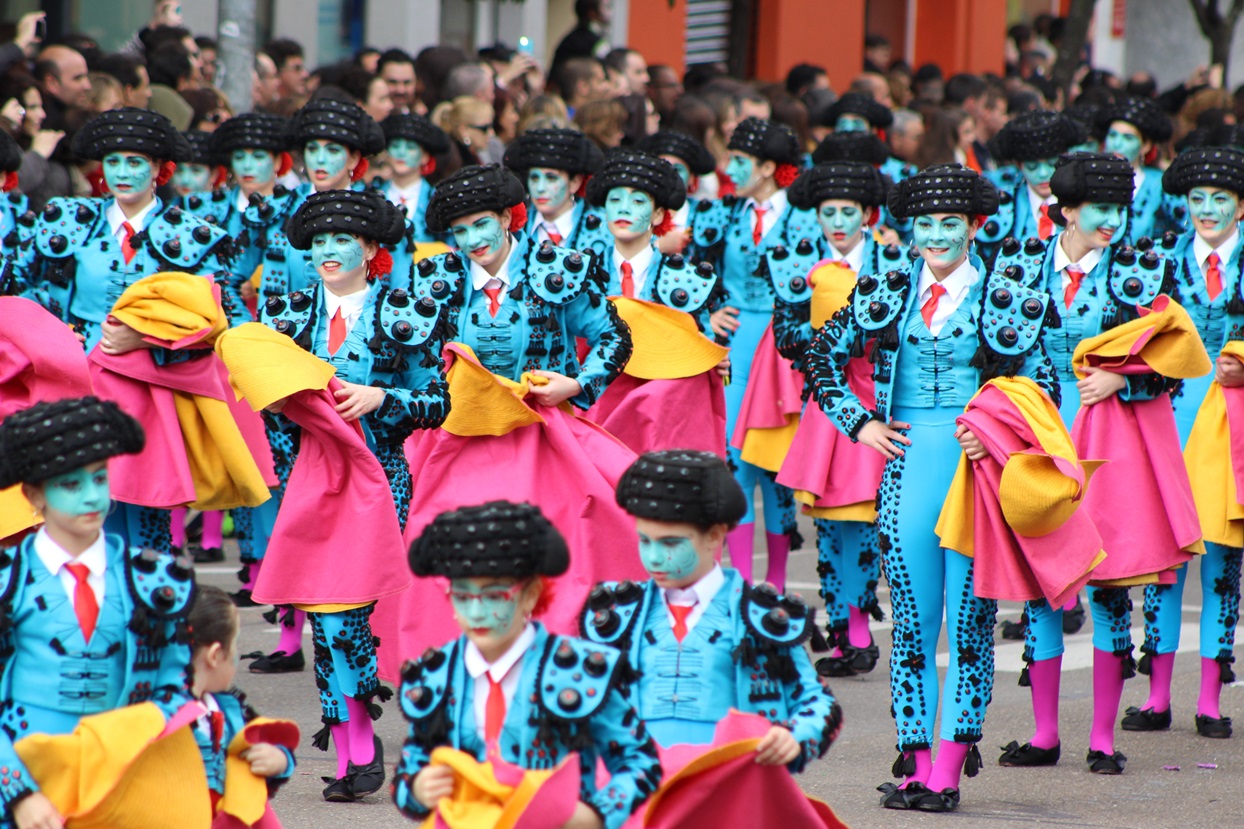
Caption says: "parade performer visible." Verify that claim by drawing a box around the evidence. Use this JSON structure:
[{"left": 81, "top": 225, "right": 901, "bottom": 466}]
[
  {"left": 636, "top": 130, "right": 717, "bottom": 256},
  {"left": 236, "top": 188, "right": 448, "bottom": 800},
  {"left": 173, "top": 131, "right": 227, "bottom": 200},
  {"left": 188, "top": 585, "right": 298, "bottom": 828},
  {"left": 503, "top": 127, "right": 612, "bottom": 258},
  {"left": 821, "top": 92, "right": 914, "bottom": 240},
  {"left": 694, "top": 116, "right": 815, "bottom": 588},
  {"left": 991, "top": 153, "right": 1207, "bottom": 773},
  {"left": 0, "top": 396, "right": 196, "bottom": 829},
  {"left": 0, "top": 129, "right": 30, "bottom": 263},
  {"left": 773, "top": 161, "right": 895, "bottom": 676},
  {"left": 805, "top": 163, "right": 1058, "bottom": 810},
  {"left": 1124, "top": 147, "right": 1244, "bottom": 739},
  {"left": 394, "top": 501, "right": 663, "bottom": 829},
  {"left": 1095, "top": 96, "right": 1184, "bottom": 243},
  {"left": 376, "top": 112, "right": 453, "bottom": 287}
]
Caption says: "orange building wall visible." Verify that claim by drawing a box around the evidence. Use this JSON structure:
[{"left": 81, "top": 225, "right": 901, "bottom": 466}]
[
  {"left": 754, "top": 0, "right": 865, "bottom": 91},
  {"left": 627, "top": 0, "right": 689, "bottom": 73},
  {"left": 914, "top": 0, "right": 1007, "bottom": 76}
]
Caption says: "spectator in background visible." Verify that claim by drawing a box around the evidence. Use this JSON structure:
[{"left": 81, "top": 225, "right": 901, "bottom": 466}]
[
  {"left": 888, "top": 107, "right": 924, "bottom": 163},
  {"left": 147, "top": 41, "right": 196, "bottom": 130},
  {"left": 182, "top": 86, "right": 232, "bottom": 131},
  {"left": 356, "top": 47, "right": 381, "bottom": 74},
  {"left": 945, "top": 73, "right": 1005, "bottom": 170},
  {"left": 338, "top": 65, "right": 393, "bottom": 124},
  {"left": 738, "top": 88, "right": 772, "bottom": 121},
  {"left": 648, "top": 64, "right": 683, "bottom": 125},
  {"left": 605, "top": 48, "right": 649, "bottom": 96},
  {"left": 61, "top": 33, "right": 103, "bottom": 70},
  {"left": 911, "top": 63, "right": 944, "bottom": 105},
  {"left": 851, "top": 71, "right": 894, "bottom": 109},
  {"left": 85, "top": 72, "right": 122, "bottom": 113},
  {"left": 34, "top": 45, "right": 91, "bottom": 130},
  {"left": 915, "top": 106, "right": 974, "bottom": 169},
  {"left": 0, "top": 12, "right": 45, "bottom": 77},
  {"left": 196, "top": 36, "right": 219, "bottom": 87},
  {"left": 431, "top": 95, "right": 495, "bottom": 165},
  {"left": 864, "top": 33, "right": 891, "bottom": 73},
  {"left": 378, "top": 48, "right": 418, "bottom": 114},
  {"left": 555, "top": 57, "right": 609, "bottom": 116},
  {"left": 253, "top": 51, "right": 282, "bottom": 111},
  {"left": 97, "top": 54, "right": 152, "bottom": 109},
  {"left": 517, "top": 93, "right": 570, "bottom": 134},
  {"left": 414, "top": 45, "right": 466, "bottom": 112},
  {"left": 0, "top": 69, "right": 64, "bottom": 209},
  {"left": 552, "top": 0, "right": 611, "bottom": 71},
  {"left": 786, "top": 63, "right": 829, "bottom": 98},
  {"left": 141, "top": 26, "right": 203, "bottom": 89},
  {"left": 264, "top": 38, "right": 308, "bottom": 98},
  {"left": 443, "top": 61, "right": 494, "bottom": 103},
  {"left": 574, "top": 97, "right": 626, "bottom": 150},
  {"left": 493, "top": 86, "right": 519, "bottom": 144},
  {"left": 768, "top": 90, "right": 811, "bottom": 150}
]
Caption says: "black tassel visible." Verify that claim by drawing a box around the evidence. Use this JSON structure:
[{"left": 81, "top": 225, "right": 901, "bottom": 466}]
[
  {"left": 1018, "top": 664, "right": 1031, "bottom": 687},
  {"left": 311, "top": 723, "right": 331, "bottom": 751},
  {"left": 809, "top": 626, "right": 830, "bottom": 653},
  {"left": 1137, "top": 651, "right": 1153, "bottom": 676},
  {"left": 236, "top": 229, "right": 250, "bottom": 249},
  {"left": 963, "top": 743, "right": 983, "bottom": 778},
  {"left": 1116, "top": 648, "right": 1137, "bottom": 680},
  {"left": 1218, "top": 654, "right": 1236, "bottom": 684},
  {"left": 892, "top": 750, "right": 916, "bottom": 779},
  {"left": 262, "top": 607, "right": 278, "bottom": 625},
  {"left": 863, "top": 601, "right": 885, "bottom": 622}
]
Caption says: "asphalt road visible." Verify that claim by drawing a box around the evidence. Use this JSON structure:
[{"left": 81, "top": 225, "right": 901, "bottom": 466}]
[{"left": 207, "top": 511, "right": 1242, "bottom": 829}]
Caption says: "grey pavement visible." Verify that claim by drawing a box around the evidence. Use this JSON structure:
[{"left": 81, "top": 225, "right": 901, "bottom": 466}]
[{"left": 205, "top": 511, "right": 1243, "bottom": 829}]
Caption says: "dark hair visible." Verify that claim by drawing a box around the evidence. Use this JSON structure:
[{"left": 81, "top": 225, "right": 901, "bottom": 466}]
[
  {"left": 32, "top": 56, "right": 61, "bottom": 84},
  {"left": 767, "top": 90, "right": 810, "bottom": 149},
  {"left": 377, "top": 48, "right": 415, "bottom": 74},
  {"left": 944, "top": 73, "right": 987, "bottom": 105},
  {"left": 414, "top": 45, "right": 467, "bottom": 108},
  {"left": 668, "top": 94, "right": 714, "bottom": 145},
  {"left": 356, "top": 47, "right": 381, "bottom": 65},
  {"left": 147, "top": 42, "right": 192, "bottom": 87},
  {"left": 604, "top": 48, "right": 638, "bottom": 76},
  {"left": 188, "top": 584, "right": 239, "bottom": 652},
  {"left": 195, "top": 36, "right": 218, "bottom": 51},
  {"left": 59, "top": 34, "right": 102, "bottom": 68},
  {"left": 552, "top": 57, "right": 602, "bottom": 101},
  {"left": 97, "top": 53, "right": 145, "bottom": 90},
  {"left": 1126, "top": 75, "right": 1158, "bottom": 99},
  {"left": 575, "top": 0, "right": 604, "bottom": 22},
  {"left": 683, "top": 62, "right": 724, "bottom": 93},
  {"left": 865, "top": 33, "right": 890, "bottom": 49},
  {"left": 785, "top": 63, "right": 826, "bottom": 96},
  {"left": 263, "top": 38, "right": 305, "bottom": 70},
  {"left": 915, "top": 106, "right": 970, "bottom": 168},
  {"left": 337, "top": 65, "right": 377, "bottom": 103},
  {"left": 182, "top": 87, "right": 227, "bottom": 131},
  {"left": 141, "top": 25, "right": 191, "bottom": 56}
]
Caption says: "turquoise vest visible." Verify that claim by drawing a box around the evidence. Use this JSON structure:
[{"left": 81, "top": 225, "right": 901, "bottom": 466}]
[
  {"left": 462, "top": 288, "right": 520, "bottom": 379},
  {"left": 890, "top": 287, "right": 981, "bottom": 410}
]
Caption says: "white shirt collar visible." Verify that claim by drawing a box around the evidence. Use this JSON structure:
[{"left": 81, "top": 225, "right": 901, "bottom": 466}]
[
  {"left": 612, "top": 243, "right": 656, "bottom": 294},
  {"left": 828, "top": 236, "right": 867, "bottom": 273},
  {"left": 542, "top": 203, "right": 577, "bottom": 241},
  {"left": 1193, "top": 227, "right": 1240, "bottom": 271},
  {"left": 107, "top": 198, "right": 159, "bottom": 237},
  {"left": 745, "top": 188, "right": 788, "bottom": 218},
  {"left": 236, "top": 189, "right": 251, "bottom": 212},
  {"left": 663, "top": 564, "right": 726, "bottom": 633},
  {"left": 917, "top": 257, "right": 976, "bottom": 304},
  {"left": 34, "top": 527, "right": 106, "bottom": 578},
  {"left": 1052, "top": 235, "right": 1104, "bottom": 275},
  {"left": 470, "top": 235, "right": 518, "bottom": 293},
  {"left": 1027, "top": 186, "right": 1054, "bottom": 223},
  {"left": 463, "top": 622, "right": 536, "bottom": 683},
  {"left": 323, "top": 285, "right": 369, "bottom": 331},
  {"left": 390, "top": 178, "right": 425, "bottom": 209},
  {"left": 1133, "top": 166, "right": 1145, "bottom": 197}
]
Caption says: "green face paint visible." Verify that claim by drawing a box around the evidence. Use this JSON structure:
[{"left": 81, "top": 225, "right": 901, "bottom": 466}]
[
  {"left": 605, "top": 186, "right": 655, "bottom": 241},
  {"left": 835, "top": 114, "right": 869, "bottom": 133},
  {"left": 103, "top": 152, "right": 155, "bottom": 196},
  {"left": 1020, "top": 158, "right": 1057, "bottom": 193},
  {"left": 43, "top": 466, "right": 111, "bottom": 517},
  {"left": 725, "top": 153, "right": 756, "bottom": 192},
  {"left": 1075, "top": 202, "right": 1125, "bottom": 245},
  {"left": 450, "top": 214, "right": 507, "bottom": 263},
  {"left": 310, "top": 232, "right": 365, "bottom": 278},
  {"left": 1188, "top": 186, "right": 1240, "bottom": 238},
  {"left": 1104, "top": 125, "right": 1143, "bottom": 165},
  {"left": 304, "top": 139, "right": 351, "bottom": 189},
  {"left": 449, "top": 578, "right": 524, "bottom": 634},
  {"left": 527, "top": 168, "right": 572, "bottom": 217},
  {"left": 638, "top": 533, "right": 702, "bottom": 581},
  {"left": 231, "top": 148, "right": 276, "bottom": 185},
  {"left": 388, "top": 137, "right": 425, "bottom": 173},
  {"left": 912, "top": 213, "right": 970, "bottom": 270},
  {"left": 171, "top": 163, "right": 212, "bottom": 195},
  {"left": 665, "top": 158, "right": 691, "bottom": 187},
  {"left": 818, "top": 199, "right": 866, "bottom": 254}
]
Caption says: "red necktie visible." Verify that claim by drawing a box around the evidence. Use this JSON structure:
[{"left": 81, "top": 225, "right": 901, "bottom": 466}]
[
  {"left": 620, "top": 262, "right": 635, "bottom": 298},
  {"left": 327, "top": 307, "right": 346, "bottom": 355},
  {"left": 752, "top": 205, "right": 767, "bottom": 245},
  {"left": 121, "top": 221, "right": 137, "bottom": 264},
  {"left": 483, "top": 286, "right": 502, "bottom": 316},
  {"left": 64, "top": 562, "right": 99, "bottom": 642},
  {"left": 670, "top": 604, "right": 694, "bottom": 643},
  {"left": 210, "top": 710, "right": 225, "bottom": 751},
  {"left": 484, "top": 675, "right": 506, "bottom": 747},
  {"left": 1064, "top": 264, "right": 1085, "bottom": 309},
  {"left": 921, "top": 283, "right": 947, "bottom": 330},
  {"left": 1037, "top": 204, "right": 1053, "bottom": 240},
  {"left": 1206, "top": 252, "right": 1223, "bottom": 301},
  {"left": 545, "top": 227, "right": 563, "bottom": 246}
]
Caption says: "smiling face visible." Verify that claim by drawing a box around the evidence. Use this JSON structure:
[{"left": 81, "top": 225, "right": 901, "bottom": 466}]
[
  {"left": 526, "top": 168, "right": 577, "bottom": 220},
  {"left": 103, "top": 152, "right": 157, "bottom": 207},
  {"left": 912, "top": 212, "right": 976, "bottom": 272},
  {"left": 1104, "top": 121, "right": 1148, "bottom": 167},
  {"left": 310, "top": 231, "right": 375, "bottom": 294},
  {"left": 1188, "top": 185, "right": 1244, "bottom": 248},
  {"left": 449, "top": 210, "right": 510, "bottom": 270},
  {"left": 1020, "top": 158, "right": 1058, "bottom": 198},
  {"left": 387, "top": 137, "right": 425, "bottom": 178},
  {"left": 818, "top": 199, "right": 870, "bottom": 254},
  {"left": 24, "top": 461, "right": 111, "bottom": 543},
  {"left": 1063, "top": 202, "right": 1126, "bottom": 249},
  {"left": 450, "top": 576, "right": 540, "bottom": 662},
  {"left": 171, "top": 163, "right": 212, "bottom": 196},
  {"left": 304, "top": 139, "right": 360, "bottom": 192},
  {"left": 231, "top": 148, "right": 277, "bottom": 195},
  {"left": 634, "top": 517, "right": 723, "bottom": 590},
  {"left": 605, "top": 186, "right": 662, "bottom": 244}
]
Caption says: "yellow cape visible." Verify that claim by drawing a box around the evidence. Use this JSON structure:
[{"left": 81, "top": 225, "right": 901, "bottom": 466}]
[
  {"left": 440, "top": 343, "right": 570, "bottom": 437},
  {"left": 215, "top": 322, "right": 338, "bottom": 411},
  {"left": 610, "top": 296, "right": 727, "bottom": 380},
  {"left": 1185, "top": 340, "right": 1244, "bottom": 546},
  {"left": 1070, "top": 295, "right": 1211, "bottom": 380},
  {"left": 420, "top": 746, "right": 578, "bottom": 829},
  {"left": 220, "top": 718, "right": 300, "bottom": 825}
]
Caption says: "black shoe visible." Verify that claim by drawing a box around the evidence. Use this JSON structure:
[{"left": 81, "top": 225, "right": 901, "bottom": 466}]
[
  {"left": 348, "top": 736, "right": 386, "bottom": 798},
  {"left": 998, "top": 740, "right": 1060, "bottom": 767},
  {"left": 1121, "top": 705, "right": 1171, "bottom": 732},
  {"left": 1000, "top": 616, "right": 1027, "bottom": 641},
  {"left": 816, "top": 655, "right": 856, "bottom": 678},
  {"left": 911, "top": 787, "right": 960, "bottom": 812},
  {"left": 878, "top": 781, "right": 930, "bottom": 810},
  {"left": 322, "top": 775, "right": 357, "bottom": 802},
  {"left": 1062, "top": 597, "right": 1086, "bottom": 634},
  {"left": 193, "top": 546, "right": 225, "bottom": 564},
  {"left": 248, "top": 648, "right": 306, "bottom": 674},
  {"left": 1195, "top": 714, "right": 1233, "bottom": 739},
  {"left": 230, "top": 589, "right": 262, "bottom": 608},
  {"left": 1086, "top": 749, "right": 1126, "bottom": 774},
  {"left": 849, "top": 642, "right": 881, "bottom": 675}
]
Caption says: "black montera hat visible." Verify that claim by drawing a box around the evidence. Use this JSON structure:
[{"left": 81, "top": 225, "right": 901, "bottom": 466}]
[
  {"left": 425, "top": 164, "right": 527, "bottom": 233},
  {"left": 0, "top": 397, "right": 144, "bottom": 489},
  {"left": 616, "top": 450, "right": 747, "bottom": 527},
  {"left": 286, "top": 189, "right": 406, "bottom": 249},
  {"left": 409, "top": 500, "right": 571, "bottom": 579},
  {"left": 585, "top": 150, "right": 687, "bottom": 211},
  {"left": 887, "top": 163, "right": 999, "bottom": 219}
]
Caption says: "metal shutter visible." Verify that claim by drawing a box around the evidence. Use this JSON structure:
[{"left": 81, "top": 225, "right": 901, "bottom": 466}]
[{"left": 685, "top": 0, "right": 731, "bottom": 65}]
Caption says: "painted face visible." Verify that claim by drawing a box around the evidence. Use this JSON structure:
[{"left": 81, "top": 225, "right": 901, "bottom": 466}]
[
  {"left": 103, "top": 152, "right": 155, "bottom": 199},
  {"left": 43, "top": 465, "right": 111, "bottom": 517},
  {"left": 1020, "top": 158, "right": 1057, "bottom": 197},
  {"left": 605, "top": 186, "right": 656, "bottom": 242},
  {"left": 660, "top": 155, "right": 691, "bottom": 187},
  {"left": 638, "top": 532, "right": 701, "bottom": 584},
  {"left": 725, "top": 152, "right": 758, "bottom": 193},
  {"left": 388, "top": 138, "right": 425, "bottom": 175},
  {"left": 527, "top": 168, "right": 572, "bottom": 217},
  {"left": 1104, "top": 122, "right": 1144, "bottom": 165},
  {"left": 449, "top": 212, "right": 508, "bottom": 266},
  {"left": 304, "top": 139, "right": 352, "bottom": 189},
  {"left": 171, "top": 163, "right": 212, "bottom": 195},
  {"left": 230, "top": 148, "right": 276, "bottom": 188},
  {"left": 450, "top": 578, "right": 523, "bottom": 636},
  {"left": 1188, "top": 186, "right": 1240, "bottom": 240},
  {"left": 835, "top": 114, "right": 870, "bottom": 133},
  {"left": 310, "top": 231, "right": 366, "bottom": 282},
  {"left": 818, "top": 199, "right": 866, "bottom": 254},
  {"left": 1074, "top": 202, "right": 1126, "bottom": 247},
  {"left": 912, "top": 213, "right": 972, "bottom": 270}
]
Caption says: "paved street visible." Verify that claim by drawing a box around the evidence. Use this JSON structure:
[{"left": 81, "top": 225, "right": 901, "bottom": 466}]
[{"left": 207, "top": 512, "right": 1242, "bottom": 829}]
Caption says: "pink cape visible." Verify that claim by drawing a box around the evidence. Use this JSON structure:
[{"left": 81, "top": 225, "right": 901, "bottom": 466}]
[
  {"left": 586, "top": 372, "right": 727, "bottom": 456},
  {"left": 777, "top": 356, "right": 884, "bottom": 509},
  {"left": 252, "top": 379, "right": 410, "bottom": 606},
  {"left": 955, "top": 385, "right": 1103, "bottom": 606},
  {"left": 622, "top": 712, "right": 848, "bottom": 829},
  {"left": 1073, "top": 393, "right": 1198, "bottom": 583},
  {"left": 730, "top": 323, "right": 805, "bottom": 451},
  {"left": 88, "top": 346, "right": 275, "bottom": 508},
  {"left": 0, "top": 297, "right": 93, "bottom": 417},
  {"left": 372, "top": 408, "right": 644, "bottom": 682}
]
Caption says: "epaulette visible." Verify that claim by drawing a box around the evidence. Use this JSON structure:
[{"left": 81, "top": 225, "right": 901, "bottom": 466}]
[
  {"left": 261, "top": 290, "right": 316, "bottom": 348},
  {"left": 34, "top": 198, "right": 99, "bottom": 257},
  {"left": 126, "top": 547, "right": 195, "bottom": 620},
  {"left": 183, "top": 189, "right": 232, "bottom": 225},
  {"left": 739, "top": 582, "right": 816, "bottom": 649},
  {"left": 766, "top": 239, "right": 820, "bottom": 305},
  {"left": 412, "top": 251, "right": 469, "bottom": 306},
  {"left": 690, "top": 197, "right": 735, "bottom": 250},
  {"left": 579, "top": 580, "right": 646, "bottom": 647},
  {"left": 1108, "top": 244, "right": 1166, "bottom": 308},
  {"left": 536, "top": 637, "right": 622, "bottom": 722},
  {"left": 144, "top": 207, "right": 228, "bottom": 268},
  {"left": 399, "top": 644, "right": 455, "bottom": 723},
  {"left": 525, "top": 241, "right": 592, "bottom": 305},
  {"left": 573, "top": 205, "right": 613, "bottom": 259},
  {"left": 652, "top": 254, "right": 718, "bottom": 313},
  {"left": 374, "top": 287, "right": 438, "bottom": 349},
  {"left": 852, "top": 268, "right": 910, "bottom": 338},
  {"left": 979, "top": 280, "right": 1050, "bottom": 357},
  {"left": 976, "top": 189, "right": 1017, "bottom": 246},
  {"left": 242, "top": 186, "right": 301, "bottom": 229},
  {"left": 991, "top": 236, "right": 1049, "bottom": 290}
]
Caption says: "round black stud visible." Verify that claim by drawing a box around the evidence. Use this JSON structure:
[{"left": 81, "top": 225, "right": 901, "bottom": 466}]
[
  {"left": 547, "top": 273, "right": 565, "bottom": 292},
  {"left": 761, "top": 607, "right": 791, "bottom": 636},
  {"left": 868, "top": 301, "right": 889, "bottom": 321},
  {"left": 584, "top": 651, "right": 609, "bottom": 678},
  {"left": 415, "top": 297, "right": 438, "bottom": 317},
  {"left": 858, "top": 274, "right": 879, "bottom": 295},
  {"left": 1115, "top": 246, "right": 1136, "bottom": 266},
  {"left": 1004, "top": 265, "right": 1024, "bottom": 282},
  {"left": 670, "top": 288, "right": 689, "bottom": 306},
  {"left": 751, "top": 582, "right": 781, "bottom": 607},
  {"left": 696, "top": 261, "right": 714, "bottom": 279},
  {"left": 393, "top": 321, "right": 414, "bottom": 341},
  {"left": 417, "top": 258, "right": 436, "bottom": 277},
  {"left": 165, "top": 207, "right": 183, "bottom": 225},
  {"left": 134, "top": 548, "right": 161, "bottom": 573},
  {"left": 771, "top": 245, "right": 789, "bottom": 261},
  {"left": 192, "top": 224, "right": 213, "bottom": 244},
  {"left": 48, "top": 235, "right": 67, "bottom": 254},
  {"left": 796, "top": 239, "right": 814, "bottom": 256},
  {"left": 983, "top": 221, "right": 1000, "bottom": 236},
  {"left": 553, "top": 643, "right": 578, "bottom": 669},
  {"left": 565, "top": 253, "right": 584, "bottom": 272},
  {"left": 389, "top": 288, "right": 410, "bottom": 307},
  {"left": 163, "top": 239, "right": 182, "bottom": 258},
  {"left": 613, "top": 580, "right": 642, "bottom": 604},
  {"left": 558, "top": 688, "right": 582, "bottom": 712},
  {"left": 444, "top": 253, "right": 463, "bottom": 272},
  {"left": 289, "top": 291, "right": 311, "bottom": 312},
  {"left": 1140, "top": 250, "right": 1159, "bottom": 270},
  {"left": 587, "top": 585, "right": 615, "bottom": 611},
  {"left": 1000, "top": 237, "right": 1021, "bottom": 256},
  {"left": 592, "top": 609, "right": 620, "bottom": 637},
  {"left": 991, "top": 288, "right": 1012, "bottom": 309},
  {"left": 585, "top": 214, "right": 602, "bottom": 229},
  {"left": 789, "top": 276, "right": 807, "bottom": 293},
  {"left": 265, "top": 296, "right": 286, "bottom": 315},
  {"left": 1021, "top": 297, "right": 1044, "bottom": 320},
  {"left": 883, "top": 243, "right": 901, "bottom": 260},
  {"left": 17, "top": 211, "right": 34, "bottom": 228},
  {"left": 1122, "top": 276, "right": 1143, "bottom": 298},
  {"left": 152, "top": 586, "right": 177, "bottom": 612},
  {"left": 536, "top": 242, "right": 557, "bottom": 264},
  {"left": 703, "top": 228, "right": 718, "bottom": 242},
  {"left": 168, "top": 556, "right": 194, "bottom": 581},
  {"left": 430, "top": 279, "right": 450, "bottom": 299},
  {"left": 1134, "top": 236, "right": 1154, "bottom": 252},
  {"left": 998, "top": 326, "right": 1019, "bottom": 347},
  {"left": 75, "top": 204, "right": 94, "bottom": 224},
  {"left": 1023, "top": 237, "right": 1044, "bottom": 256},
  {"left": 668, "top": 253, "right": 685, "bottom": 269},
  {"left": 43, "top": 203, "right": 61, "bottom": 222}
]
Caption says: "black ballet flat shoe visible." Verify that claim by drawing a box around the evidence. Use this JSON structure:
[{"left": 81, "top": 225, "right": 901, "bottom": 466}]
[
  {"left": 1085, "top": 749, "right": 1127, "bottom": 774},
  {"left": 248, "top": 648, "right": 306, "bottom": 674},
  {"left": 1062, "top": 596, "right": 1087, "bottom": 634},
  {"left": 1121, "top": 705, "right": 1171, "bottom": 732},
  {"left": 348, "top": 736, "right": 386, "bottom": 798},
  {"left": 1000, "top": 616, "right": 1027, "bottom": 641},
  {"left": 230, "top": 589, "right": 262, "bottom": 608},
  {"left": 321, "top": 775, "right": 357, "bottom": 802},
  {"left": 911, "top": 787, "right": 960, "bottom": 812},
  {"left": 1195, "top": 714, "right": 1233, "bottom": 739},
  {"left": 816, "top": 655, "right": 857, "bottom": 678},
  {"left": 193, "top": 546, "right": 225, "bottom": 564},
  {"left": 877, "top": 781, "right": 929, "bottom": 810},
  {"left": 998, "top": 740, "right": 1060, "bottom": 767},
  {"left": 849, "top": 642, "right": 881, "bottom": 675}
]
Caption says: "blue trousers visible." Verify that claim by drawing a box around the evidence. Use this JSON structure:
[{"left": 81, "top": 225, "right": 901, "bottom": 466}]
[
  {"left": 881, "top": 407, "right": 998, "bottom": 747},
  {"left": 815, "top": 518, "right": 882, "bottom": 630},
  {"left": 1026, "top": 586, "right": 1133, "bottom": 660},
  {"left": 308, "top": 605, "right": 382, "bottom": 723}
]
